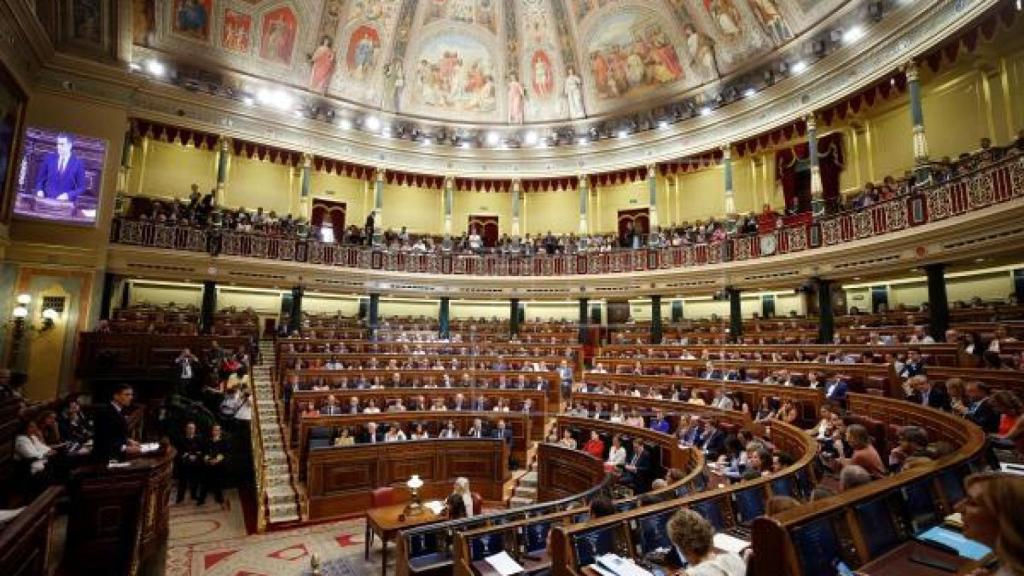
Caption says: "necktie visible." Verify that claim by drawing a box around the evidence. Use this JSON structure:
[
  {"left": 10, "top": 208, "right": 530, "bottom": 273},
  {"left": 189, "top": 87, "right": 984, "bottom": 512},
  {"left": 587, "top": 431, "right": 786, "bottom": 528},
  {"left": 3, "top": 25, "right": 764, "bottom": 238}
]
[{"left": 59, "top": 157, "right": 66, "bottom": 173}]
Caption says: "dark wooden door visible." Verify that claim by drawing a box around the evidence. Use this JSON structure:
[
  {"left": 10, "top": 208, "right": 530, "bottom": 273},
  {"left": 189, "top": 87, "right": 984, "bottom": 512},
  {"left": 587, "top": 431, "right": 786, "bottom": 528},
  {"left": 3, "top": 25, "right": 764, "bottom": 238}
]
[{"left": 468, "top": 215, "right": 499, "bottom": 247}]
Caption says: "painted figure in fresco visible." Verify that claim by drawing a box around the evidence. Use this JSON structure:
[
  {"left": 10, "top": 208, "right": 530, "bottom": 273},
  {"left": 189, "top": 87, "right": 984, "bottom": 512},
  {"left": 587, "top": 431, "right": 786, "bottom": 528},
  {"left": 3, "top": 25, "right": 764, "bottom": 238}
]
[
  {"left": 564, "top": 66, "right": 585, "bottom": 119},
  {"left": 176, "top": 0, "right": 208, "bottom": 37},
  {"left": 222, "top": 10, "right": 251, "bottom": 53},
  {"left": 309, "top": 36, "right": 336, "bottom": 93},
  {"left": 705, "top": 0, "right": 742, "bottom": 37},
  {"left": 261, "top": 11, "right": 296, "bottom": 64},
  {"left": 507, "top": 72, "right": 526, "bottom": 124},
  {"left": 683, "top": 23, "right": 720, "bottom": 79},
  {"left": 353, "top": 31, "right": 378, "bottom": 79},
  {"left": 748, "top": 0, "right": 791, "bottom": 44},
  {"left": 382, "top": 58, "right": 405, "bottom": 112},
  {"left": 531, "top": 51, "right": 553, "bottom": 98}
]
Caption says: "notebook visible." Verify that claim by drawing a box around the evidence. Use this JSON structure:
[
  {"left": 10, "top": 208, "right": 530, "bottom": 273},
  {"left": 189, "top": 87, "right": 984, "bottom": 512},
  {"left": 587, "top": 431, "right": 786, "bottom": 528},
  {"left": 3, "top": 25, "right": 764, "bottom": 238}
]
[{"left": 916, "top": 526, "right": 993, "bottom": 561}]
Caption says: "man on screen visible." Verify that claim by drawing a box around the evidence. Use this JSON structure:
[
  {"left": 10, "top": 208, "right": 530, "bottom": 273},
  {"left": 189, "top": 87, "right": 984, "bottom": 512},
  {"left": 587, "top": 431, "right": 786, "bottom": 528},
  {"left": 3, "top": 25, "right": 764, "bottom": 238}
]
[{"left": 34, "top": 132, "right": 87, "bottom": 201}]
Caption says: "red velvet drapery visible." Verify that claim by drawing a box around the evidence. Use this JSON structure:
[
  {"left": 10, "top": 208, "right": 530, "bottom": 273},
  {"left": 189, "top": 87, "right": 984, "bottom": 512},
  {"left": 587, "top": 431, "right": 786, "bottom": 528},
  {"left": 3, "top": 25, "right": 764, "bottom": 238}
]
[{"left": 775, "top": 132, "right": 844, "bottom": 213}]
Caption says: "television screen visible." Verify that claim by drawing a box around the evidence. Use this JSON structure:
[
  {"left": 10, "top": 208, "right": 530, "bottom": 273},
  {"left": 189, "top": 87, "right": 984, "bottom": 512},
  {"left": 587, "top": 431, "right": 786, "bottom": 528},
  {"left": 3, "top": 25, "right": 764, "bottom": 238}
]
[
  {"left": 571, "top": 525, "right": 624, "bottom": 569},
  {"left": 14, "top": 127, "right": 106, "bottom": 225},
  {"left": 733, "top": 487, "right": 766, "bottom": 524},
  {"left": 901, "top": 479, "right": 940, "bottom": 533},
  {"left": 854, "top": 496, "right": 902, "bottom": 557},
  {"left": 792, "top": 516, "right": 843, "bottom": 576},
  {"left": 691, "top": 498, "right": 727, "bottom": 531}
]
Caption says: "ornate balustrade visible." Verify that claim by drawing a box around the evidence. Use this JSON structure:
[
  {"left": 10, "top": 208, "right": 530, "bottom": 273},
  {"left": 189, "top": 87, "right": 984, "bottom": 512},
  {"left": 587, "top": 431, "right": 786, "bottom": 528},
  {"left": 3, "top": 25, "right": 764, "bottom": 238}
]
[{"left": 110, "top": 155, "right": 1024, "bottom": 277}]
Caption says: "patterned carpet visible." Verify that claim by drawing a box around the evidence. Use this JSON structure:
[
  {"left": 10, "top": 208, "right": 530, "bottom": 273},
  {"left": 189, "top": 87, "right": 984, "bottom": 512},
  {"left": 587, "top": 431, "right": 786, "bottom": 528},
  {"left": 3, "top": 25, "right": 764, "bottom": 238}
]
[{"left": 165, "top": 490, "right": 378, "bottom": 576}]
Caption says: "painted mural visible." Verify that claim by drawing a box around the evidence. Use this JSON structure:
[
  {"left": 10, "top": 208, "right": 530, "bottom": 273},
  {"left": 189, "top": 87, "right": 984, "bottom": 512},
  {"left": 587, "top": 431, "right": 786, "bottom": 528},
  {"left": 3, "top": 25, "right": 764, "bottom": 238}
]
[
  {"left": 222, "top": 9, "right": 253, "bottom": 54},
  {"left": 259, "top": 6, "right": 298, "bottom": 65},
  {"left": 129, "top": 0, "right": 850, "bottom": 123},
  {"left": 72, "top": 0, "right": 104, "bottom": 44},
  {"left": 411, "top": 34, "right": 497, "bottom": 113},
  {"left": 172, "top": 0, "right": 212, "bottom": 42}
]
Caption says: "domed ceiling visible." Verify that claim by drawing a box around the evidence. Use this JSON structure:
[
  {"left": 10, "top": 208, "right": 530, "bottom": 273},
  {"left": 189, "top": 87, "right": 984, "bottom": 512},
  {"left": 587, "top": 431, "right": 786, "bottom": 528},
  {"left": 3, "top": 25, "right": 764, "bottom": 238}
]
[{"left": 132, "top": 0, "right": 850, "bottom": 126}]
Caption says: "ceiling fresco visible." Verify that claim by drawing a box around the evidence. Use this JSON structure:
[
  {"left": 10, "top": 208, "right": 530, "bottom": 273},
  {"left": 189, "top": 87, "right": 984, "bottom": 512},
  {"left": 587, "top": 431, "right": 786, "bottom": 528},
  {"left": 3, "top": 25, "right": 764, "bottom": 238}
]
[{"left": 131, "top": 0, "right": 850, "bottom": 124}]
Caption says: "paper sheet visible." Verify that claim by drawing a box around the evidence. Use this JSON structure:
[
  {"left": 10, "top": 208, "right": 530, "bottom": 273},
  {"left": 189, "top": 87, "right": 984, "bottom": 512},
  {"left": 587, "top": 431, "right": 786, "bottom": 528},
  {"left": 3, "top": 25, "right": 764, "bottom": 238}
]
[
  {"left": 424, "top": 500, "right": 445, "bottom": 515},
  {"left": 139, "top": 442, "right": 161, "bottom": 454},
  {"left": 713, "top": 533, "right": 750, "bottom": 555},
  {"left": 484, "top": 551, "right": 524, "bottom": 576}
]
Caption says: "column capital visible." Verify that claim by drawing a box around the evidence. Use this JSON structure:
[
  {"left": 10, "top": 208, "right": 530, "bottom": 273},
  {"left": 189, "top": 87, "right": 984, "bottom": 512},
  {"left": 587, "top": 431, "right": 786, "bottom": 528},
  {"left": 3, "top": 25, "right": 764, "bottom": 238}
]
[
  {"left": 904, "top": 59, "right": 920, "bottom": 82},
  {"left": 804, "top": 113, "right": 817, "bottom": 132},
  {"left": 301, "top": 152, "right": 313, "bottom": 168},
  {"left": 646, "top": 164, "right": 656, "bottom": 178},
  {"left": 577, "top": 174, "right": 588, "bottom": 188},
  {"left": 720, "top": 144, "right": 732, "bottom": 160},
  {"left": 444, "top": 175, "right": 455, "bottom": 188},
  {"left": 375, "top": 167, "right": 386, "bottom": 182},
  {"left": 512, "top": 178, "right": 522, "bottom": 192},
  {"left": 218, "top": 136, "right": 232, "bottom": 151}
]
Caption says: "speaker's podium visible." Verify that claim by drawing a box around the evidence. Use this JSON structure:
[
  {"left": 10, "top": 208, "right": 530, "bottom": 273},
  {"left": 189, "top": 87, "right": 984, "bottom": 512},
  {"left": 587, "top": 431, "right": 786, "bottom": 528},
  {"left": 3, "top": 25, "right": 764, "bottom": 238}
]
[{"left": 63, "top": 446, "right": 176, "bottom": 576}]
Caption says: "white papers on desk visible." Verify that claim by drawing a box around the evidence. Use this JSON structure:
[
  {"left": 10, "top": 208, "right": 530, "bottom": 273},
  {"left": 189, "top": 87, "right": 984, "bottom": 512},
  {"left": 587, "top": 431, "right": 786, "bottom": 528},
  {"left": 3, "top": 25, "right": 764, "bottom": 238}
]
[
  {"left": 140, "top": 442, "right": 161, "bottom": 454},
  {"left": 424, "top": 500, "right": 445, "bottom": 515},
  {"left": 484, "top": 551, "right": 525, "bottom": 576},
  {"left": 0, "top": 507, "right": 25, "bottom": 525},
  {"left": 595, "top": 554, "right": 654, "bottom": 576},
  {"left": 1000, "top": 462, "right": 1024, "bottom": 476},
  {"left": 713, "top": 533, "right": 750, "bottom": 555}
]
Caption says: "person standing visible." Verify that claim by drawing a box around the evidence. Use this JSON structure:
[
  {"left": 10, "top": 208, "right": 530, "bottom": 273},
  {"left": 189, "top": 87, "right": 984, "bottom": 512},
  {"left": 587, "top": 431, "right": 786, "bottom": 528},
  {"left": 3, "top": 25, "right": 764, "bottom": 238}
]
[
  {"left": 175, "top": 348, "right": 200, "bottom": 398},
  {"left": 175, "top": 421, "right": 204, "bottom": 504},
  {"left": 34, "top": 132, "right": 88, "bottom": 201},
  {"left": 198, "top": 424, "right": 229, "bottom": 507},
  {"left": 92, "top": 384, "right": 140, "bottom": 462}
]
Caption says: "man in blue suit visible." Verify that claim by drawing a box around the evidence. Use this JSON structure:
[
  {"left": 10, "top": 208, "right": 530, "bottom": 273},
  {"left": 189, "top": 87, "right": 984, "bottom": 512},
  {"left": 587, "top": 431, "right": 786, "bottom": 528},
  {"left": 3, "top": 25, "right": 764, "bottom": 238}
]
[{"left": 34, "top": 133, "right": 88, "bottom": 201}]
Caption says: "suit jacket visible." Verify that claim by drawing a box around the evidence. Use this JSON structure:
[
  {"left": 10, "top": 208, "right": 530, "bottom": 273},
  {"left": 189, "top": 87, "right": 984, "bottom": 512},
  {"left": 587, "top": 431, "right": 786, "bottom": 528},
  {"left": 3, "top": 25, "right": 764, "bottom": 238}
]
[
  {"left": 471, "top": 400, "right": 487, "bottom": 411},
  {"left": 700, "top": 429, "right": 726, "bottom": 457},
  {"left": 825, "top": 380, "right": 848, "bottom": 401},
  {"left": 466, "top": 426, "right": 487, "bottom": 439},
  {"left": 899, "top": 361, "right": 927, "bottom": 379},
  {"left": 92, "top": 403, "right": 129, "bottom": 462},
  {"left": 320, "top": 405, "right": 342, "bottom": 416},
  {"left": 908, "top": 388, "right": 951, "bottom": 411},
  {"left": 492, "top": 428, "right": 513, "bottom": 444},
  {"left": 967, "top": 398, "right": 1000, "bottom": 433},
  {"left": 360, "top": 431, "right": 384, "bottom": 444},
  {"left": 34, "top": 152, "right": 88, "bottom": 200}
]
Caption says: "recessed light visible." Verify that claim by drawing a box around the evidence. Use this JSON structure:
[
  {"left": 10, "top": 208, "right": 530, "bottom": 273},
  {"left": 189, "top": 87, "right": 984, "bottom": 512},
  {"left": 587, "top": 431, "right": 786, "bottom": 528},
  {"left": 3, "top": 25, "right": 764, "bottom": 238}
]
[
  {"left": 842, "top": 26, "right": 865, "bottom": 44},
  {"left": 242, "top": 96, "right": 254, "bottom": 106},
  {"left": 743, "top": 88, "right": 757, "bottom": 98},
  {"left": 128, "top": 62, "right": 141, "bottom": 72},
  {"left": 460, "top": 141, "right": 472, "bottom": 149},
  {"left": 486, "top": 132, "right": 501, "bottom": 146},
  {"left": 364, "top": 116, "right": 381, "bottom": 132},
  {"left": 700, "top": 107, "right": 712, "bottom": 116},
  {"left": 339, "top": 118, "right": 353, "bottom": 130},
  {"left": 617, "top": 130, "right": 629, "bottom": 139},
  {"left": 791, "top": 61, "right": 808, "bottom": 74},
  {"left": 146, "top": 60, "right": 166, "bottom": 77},
  {"left": 974, "top": 257, "right": 986, "bottom": 263},
  {"left": 523, "top": 131, "right": 538, "bottom": 146},
  {"left": 658, "top": 120, "right": 669, "bottom": 129}
]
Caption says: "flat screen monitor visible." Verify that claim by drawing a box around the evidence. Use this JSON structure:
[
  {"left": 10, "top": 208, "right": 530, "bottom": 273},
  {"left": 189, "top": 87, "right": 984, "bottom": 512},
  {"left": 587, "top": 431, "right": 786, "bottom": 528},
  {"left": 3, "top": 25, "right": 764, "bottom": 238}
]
[
  {"left": 691, "top": 498, "right": 727, "bottom": 531},
  {"left": 792, "top": 516, "right": 844, "bottom": 576},
  {"left": 937, "top": 467, "right": 967, "bottom": 506},
  {"left": 571, "top": 525, "right": 626, "bottom": 569},
  {"left": 901, "top": 479, "right": 941, "bottom": 534},
  {"left": 14, "top": 127, "right": 106, "bottom": 225},
  {"left": 733, "top": 487, "right": 766, "bottom": 524},
  {"left": 521, "top": 521, "right": 551, "bottom": 554},
  {"left": 635, "top": 509, "right": 676, "bottom": 554},
  {"left": 854, "top": 496, "right": 903, "bottom": 557}
]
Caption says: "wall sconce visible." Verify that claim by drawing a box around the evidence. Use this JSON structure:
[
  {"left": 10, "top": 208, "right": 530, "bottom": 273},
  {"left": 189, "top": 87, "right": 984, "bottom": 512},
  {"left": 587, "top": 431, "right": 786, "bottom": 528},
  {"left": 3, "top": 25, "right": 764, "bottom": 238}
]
[
  {"left": 405, "top": 474, "right": 424, "bottom": 516},
  {"left": 41, "top": 308, "right": 59, "bottom": 331}
]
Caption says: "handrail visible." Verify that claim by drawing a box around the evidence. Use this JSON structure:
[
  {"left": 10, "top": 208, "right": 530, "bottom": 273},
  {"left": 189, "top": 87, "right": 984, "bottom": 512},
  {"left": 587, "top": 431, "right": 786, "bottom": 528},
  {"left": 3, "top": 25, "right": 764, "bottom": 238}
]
[
  {"left": 109, "top": 153, "right": 1024, "bottom": 277},
  {"left": 250, "top": 363, "right": 268, "bottom": 533}
]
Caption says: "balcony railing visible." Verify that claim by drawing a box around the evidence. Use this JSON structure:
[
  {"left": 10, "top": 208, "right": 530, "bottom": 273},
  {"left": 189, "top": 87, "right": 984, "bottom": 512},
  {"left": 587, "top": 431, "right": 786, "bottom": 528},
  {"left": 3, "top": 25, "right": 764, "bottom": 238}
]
[{"left": 111, "top": 153, "right": 1024, "bottom": 276}]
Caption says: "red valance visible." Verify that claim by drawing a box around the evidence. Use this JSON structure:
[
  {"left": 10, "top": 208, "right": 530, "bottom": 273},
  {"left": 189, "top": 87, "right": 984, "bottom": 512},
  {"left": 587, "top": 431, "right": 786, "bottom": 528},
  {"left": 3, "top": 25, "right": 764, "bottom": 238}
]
[
  {"left": 131, "top": 119, "right": 219, "bottom": 150},
  {"left": 232, "top": 140, "right": 300, "bottom": 166}
]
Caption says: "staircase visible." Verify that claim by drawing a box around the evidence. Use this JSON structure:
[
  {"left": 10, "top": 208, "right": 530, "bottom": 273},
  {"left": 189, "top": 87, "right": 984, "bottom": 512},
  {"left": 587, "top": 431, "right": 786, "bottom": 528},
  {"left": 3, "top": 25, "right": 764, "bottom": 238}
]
[
  {"left": 251, "top": 340, "right": 301, "bottom": 526},
  {"left": 509, "top": 470, "right": 538, "bottom": 508}
]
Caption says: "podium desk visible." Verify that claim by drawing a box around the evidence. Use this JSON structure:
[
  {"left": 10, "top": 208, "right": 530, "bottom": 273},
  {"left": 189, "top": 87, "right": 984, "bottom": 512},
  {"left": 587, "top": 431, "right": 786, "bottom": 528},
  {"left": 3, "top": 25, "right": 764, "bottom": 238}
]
[
  {"left": 64, "top": 448, "right": 175, "bottom": 576},
  {"left": 366, "top": 502, "right": 443, "bottom": 576}
]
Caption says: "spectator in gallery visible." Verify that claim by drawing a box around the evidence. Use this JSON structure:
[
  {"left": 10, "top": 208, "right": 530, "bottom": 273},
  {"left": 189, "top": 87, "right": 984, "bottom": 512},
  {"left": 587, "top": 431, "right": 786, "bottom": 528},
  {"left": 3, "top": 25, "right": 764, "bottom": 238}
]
[
  {"left": 198, "top": 424, "right": 228, "bottom": 507},
  {"left": 34, "top": 132, "right": 88, "bottom": 201}
]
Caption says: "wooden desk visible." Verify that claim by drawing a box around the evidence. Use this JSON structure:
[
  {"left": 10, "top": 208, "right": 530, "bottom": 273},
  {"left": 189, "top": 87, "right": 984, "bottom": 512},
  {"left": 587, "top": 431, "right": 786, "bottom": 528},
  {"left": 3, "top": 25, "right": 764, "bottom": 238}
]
[
  {"left": 366, "top": 502, "right": 443, "bottom": 576},
  {"left": 858, "top": 540, "right": 979, "bottom": 575}
]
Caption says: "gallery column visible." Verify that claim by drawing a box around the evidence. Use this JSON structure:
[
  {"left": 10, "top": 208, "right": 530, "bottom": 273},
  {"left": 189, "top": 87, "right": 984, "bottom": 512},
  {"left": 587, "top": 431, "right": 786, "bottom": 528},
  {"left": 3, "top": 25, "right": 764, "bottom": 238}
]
[
  {"left": 578, "top": 175, "right": 589, "bottom": 234},
  {"left": 926, "top": 264, "right": 949, "bottom": 342},
  {"left": 374, "top": 167, "right": 385, "bottom": 242},
  {"left": 807, "top": 114, "right": 825, "bottom": 216},
  {"left": 511, "top": 179, "right": 522, "bottom": 237},
  {"left": 299, "top": 153, "right": 312, "bottom": 220},
  {"left": 368, "top": 293, "right": 380, "bottom": 341},
  {"left": 816, "top": 278, "right": 834, "bottom": 344},
  {"left": 647, "top": 164, "right": 658, "bottom": 229},
  {"left": 509, "top": 298, "right": 520, "bottom": 339},
  {"left": 727, "top": 288, "right": 743, "bottom": 343},
  {"left": 439, "top": 297, "right": 450, "bottom": 340},
  {"left": 722, "top": 145, "right": 736, "bottom": 216},
  {"left": 200, "top": 281, "right": 217, "bottom": 335},
  {"left": 215, "top": 137, "right": 231, "bottom": 206},
  {"left": 907, "top": 60, "right": 930, "bottom": 166},
  {"left": 650, "top": 296, "right": 663, "bottom": 345},
  {"left": 288, "top": 286, "right": 303, "bottom": 335},
  {"left": 578, "top": 298, "right": 589, "bottom": 344},
  {"left": 443, "top": 176, "right": 454, "bottom": 236}
]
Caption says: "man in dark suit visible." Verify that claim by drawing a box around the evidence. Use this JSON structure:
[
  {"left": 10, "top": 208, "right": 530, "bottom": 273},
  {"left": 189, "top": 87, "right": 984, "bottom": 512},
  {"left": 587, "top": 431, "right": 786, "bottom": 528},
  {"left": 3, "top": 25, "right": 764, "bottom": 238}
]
[
  {"left": 175, "top": 421, "right": 204, "bottom": 504},
  {"left": 906, "top": 375, "right": 951, "bottom": 411},
  {"left": 33, "top": 132, "right": 88, "bottom": 201},
  {"left": 492, "top": 419, "right": 513, "bottom": 445},
  {"left": 621, "top": 439, "right": 652, "bottom": 493},
  {"left": 471, "top": 395, "right": 488, "bottom": 412},
  {"left": 92, "top": 383, "right": 140, "bottom": 462},
  {"left": 360, "top": 422, "right": 383, "bottom": 444},
  {"left": 699, "top": 420, "right": 726, "bottom": 458},
  {"left": 964, "top": 381, "right": 1000, "bottom": 433},
  {"left": 899, "top": 349, "right": 927, "bottom": 379},
  {"left": 466, "top": 418, "right": 487, "bottom": 439},
  {"left": 198, "top": 424, "right": 229, "bottom": 506},
  {"left": 825, "top": 377, "right": 848, "bottom": 403},
  {"left": 319, "top": 395, "right": 342, "bottom": 415}
]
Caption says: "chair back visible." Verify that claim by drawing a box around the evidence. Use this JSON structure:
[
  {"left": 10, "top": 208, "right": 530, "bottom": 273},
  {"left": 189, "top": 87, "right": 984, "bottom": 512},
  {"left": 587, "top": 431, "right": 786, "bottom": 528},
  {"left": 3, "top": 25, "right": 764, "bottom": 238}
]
[
  {"left": 471, "top": 491, "right": 483, "bottom": 516},
  {"left": 371, "top": 486, "right": 395, "bottom": 508}
]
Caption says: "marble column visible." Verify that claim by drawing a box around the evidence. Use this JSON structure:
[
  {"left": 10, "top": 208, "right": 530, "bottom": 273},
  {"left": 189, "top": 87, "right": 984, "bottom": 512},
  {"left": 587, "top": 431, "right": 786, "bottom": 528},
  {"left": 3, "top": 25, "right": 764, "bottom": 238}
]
[
  {"left": 443, "top": 176, "right": 454, "bottom": 235},
  {"left": 215, "top": 137, "right": 230, "bottom": 206},
  {"left": 201, "top": 281, "right": 217, "bottom": 335},
  {"left": 650, "top": 296, "right": 663, "bottom": 345},
  {"left": 647, "top": 164, "right": 658, "bottom": 229},
  {"left": 578, "top": 175, "right": 589, "bottom": 234},
  {"left": 299, "top": 153, "right": 312, "bottom": 220},
  {"left": 439, "top": 297, "right": 450, "bottom": 340},
  {"left": 722, "top": 145, "right": 736, "bottom": 216},
  {"left": 511, "top": 179, "right": 522, "bottom": 237},
  {"left": 926, "top": 264, "right": 949, "bottom": 342},
  {"left": 728, "top": 288, "right": 742, "bottom": 344},
  {"left": 373, "top": 168, "right": 385, "bottom": 241},
  {"left": 807, "top": 114, "right": 825, "bottom": 216},
  {"left": 816, "top": 278, "right": 834, "bottom": 344},
  {"left": 907, "top": 60, "right": 930, "bottom": 165}
]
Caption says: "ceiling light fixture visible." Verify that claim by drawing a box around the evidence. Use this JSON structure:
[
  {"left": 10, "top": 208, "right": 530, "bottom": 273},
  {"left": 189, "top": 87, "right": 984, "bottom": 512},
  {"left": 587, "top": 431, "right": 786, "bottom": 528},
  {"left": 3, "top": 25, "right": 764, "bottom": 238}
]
[
  {"left": 242, "top": 96, "right": 255, "bottom": 106},
  {"left": 146, "top": 59, "right": 166, "bottom": 77},
  {"left": 743, "top": 88, "right": 757, "bottom": 98},
  {"left": 617, "top": 129, "right": 629, "bottom": 139},
  {"left": 842, "top": 26, "right": 865, "bottom": 44},
  {"left": 339, "top": 118, "right": 353, "bottom": 130},
  {"left": 486, "top": 132, "right": 501, "bottom": 146},
  {"left": 257, "top": 88, "right": 292, "bottom": 110},
  {"left": 791, "top": 60, "right": 808, "bottom": 75},
  {"left": 523, "top": 131, "right": 539, "bottom": 146},
  {"left": 658, "top": 120, "right": 669, "bottom": 129},
  {"left": 700, "top": 107, "right": 712, "bottom": 116},
  {"left": 364, "top": 116, "right": 381, "bottom": 132}
]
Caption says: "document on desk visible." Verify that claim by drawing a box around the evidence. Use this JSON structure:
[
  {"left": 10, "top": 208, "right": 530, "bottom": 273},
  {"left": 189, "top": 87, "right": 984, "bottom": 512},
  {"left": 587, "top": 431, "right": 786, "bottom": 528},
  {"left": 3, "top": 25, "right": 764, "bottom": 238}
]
[
  {"left": 713, "top": 533, "right": 750, "bottom": 555},
  {"left": 484, "top": 551, "right": 525, "bottom": 576},
  {"left": 917, "top": 526, "right": 993, "bottom": 561},
  {"left": 595, "top": 554, "right": 654, "bottom": 576},
  {"left": 139, "top": 442, "right": 161, "bottom": 454},
  {"left": 424, "top": 500, "right": 445, "bottom": 515}
]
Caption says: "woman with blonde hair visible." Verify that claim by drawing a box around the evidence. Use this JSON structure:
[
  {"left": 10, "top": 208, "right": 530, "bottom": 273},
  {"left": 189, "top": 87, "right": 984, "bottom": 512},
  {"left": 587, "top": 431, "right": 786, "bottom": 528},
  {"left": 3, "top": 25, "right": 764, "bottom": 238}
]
[
  {"left": 445, "top": 477, "right": 475, "bottom": 519},
  {"left": 961, "top": 472, "right": 1024, "bottom": 575}
]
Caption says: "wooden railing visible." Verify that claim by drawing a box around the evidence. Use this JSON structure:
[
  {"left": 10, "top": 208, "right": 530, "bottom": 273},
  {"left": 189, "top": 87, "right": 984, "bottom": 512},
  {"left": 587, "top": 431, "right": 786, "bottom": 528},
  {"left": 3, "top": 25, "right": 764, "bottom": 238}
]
[{"left": 110, "top": 153, "right": 1024, "bottom": 276}]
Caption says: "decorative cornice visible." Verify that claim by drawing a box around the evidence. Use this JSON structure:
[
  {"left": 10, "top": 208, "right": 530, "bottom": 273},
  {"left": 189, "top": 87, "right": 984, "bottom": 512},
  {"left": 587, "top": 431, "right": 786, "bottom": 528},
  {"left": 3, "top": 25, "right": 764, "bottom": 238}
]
[{"left": 33, "top": 0, "right": 997, "bottom": 178}]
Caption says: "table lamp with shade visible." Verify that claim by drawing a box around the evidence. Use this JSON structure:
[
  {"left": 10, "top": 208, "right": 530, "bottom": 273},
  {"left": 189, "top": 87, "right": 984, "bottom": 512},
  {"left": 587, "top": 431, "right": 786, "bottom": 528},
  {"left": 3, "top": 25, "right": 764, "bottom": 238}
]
[{"left": 405, "top": 474, "right": 424, "bottom": 516}]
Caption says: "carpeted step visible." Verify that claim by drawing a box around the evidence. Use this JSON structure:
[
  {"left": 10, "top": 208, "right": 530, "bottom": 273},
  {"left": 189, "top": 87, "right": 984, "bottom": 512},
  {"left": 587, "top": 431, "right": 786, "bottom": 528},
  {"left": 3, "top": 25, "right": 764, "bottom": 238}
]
[
  {"left": 513, "top": 486, "right": 537, "bottom": 499},
  {"left": 509, "top": 496, "right": 535, "bottom": 508},
  {"left": 518, "top": 471, "right": 538, "bottom": 488}
]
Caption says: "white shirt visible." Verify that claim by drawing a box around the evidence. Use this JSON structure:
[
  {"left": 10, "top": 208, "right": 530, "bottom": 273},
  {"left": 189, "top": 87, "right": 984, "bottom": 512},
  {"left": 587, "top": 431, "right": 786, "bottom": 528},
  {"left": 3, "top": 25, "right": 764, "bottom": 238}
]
[
  {"left": 234, "top": 395, "right": 252, "bottom": 421},
  {"left": 606, "top": 446, "right": 627, "bottom": 466},
  {"left": 14, "top": 435, "right": 49, "bottom": 474},
  {"left": 686, "top": 552, "right": 747, "bottom": 576}
]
